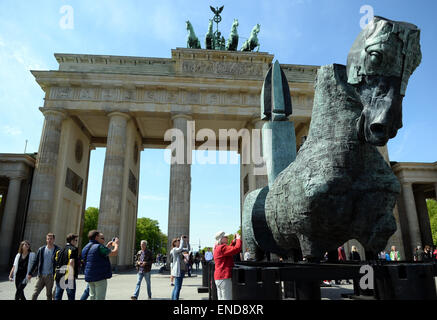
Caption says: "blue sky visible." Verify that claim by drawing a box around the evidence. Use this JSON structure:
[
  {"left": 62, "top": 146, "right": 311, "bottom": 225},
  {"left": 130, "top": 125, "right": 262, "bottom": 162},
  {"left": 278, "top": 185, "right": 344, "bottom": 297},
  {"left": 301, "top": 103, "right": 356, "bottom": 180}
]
[{"left": 1, "top": 0, "right": 436, "bottom": 249}]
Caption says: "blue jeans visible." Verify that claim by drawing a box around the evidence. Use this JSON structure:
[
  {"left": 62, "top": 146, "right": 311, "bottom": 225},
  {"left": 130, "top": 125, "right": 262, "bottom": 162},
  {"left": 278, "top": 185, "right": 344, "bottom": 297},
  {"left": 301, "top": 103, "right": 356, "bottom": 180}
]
[
  {"left": 80, "top": 283, "right": 89, "bottom": 300},
  {"left": 54, "top": 279, "right": 76, "bottom": 300},
  {"left": 171, "top": 271, "right": 185, "bottom": 300},
  {"left": 133, "top": 271, "right": 152, "bottom": 299}
]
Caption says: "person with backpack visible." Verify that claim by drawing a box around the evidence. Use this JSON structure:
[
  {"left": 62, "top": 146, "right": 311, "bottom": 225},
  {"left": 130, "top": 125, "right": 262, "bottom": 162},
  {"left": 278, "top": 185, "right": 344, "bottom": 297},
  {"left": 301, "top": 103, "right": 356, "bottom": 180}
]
[
  {"left": 54, "top": 233, "right": 79, "bottom": 300},
  {"left": 81, "top": 230, "right": 119, "bottom": 300},
  {"left": 27, "top": 233, "right": 60, "bottom": 300}
]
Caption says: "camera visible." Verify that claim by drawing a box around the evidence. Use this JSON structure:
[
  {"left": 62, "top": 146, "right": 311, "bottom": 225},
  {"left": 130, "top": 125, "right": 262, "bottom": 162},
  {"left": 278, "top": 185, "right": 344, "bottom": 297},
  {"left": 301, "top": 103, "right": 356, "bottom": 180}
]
[{"left": 112, "top": 237, "right": 118, "bottom": 242}]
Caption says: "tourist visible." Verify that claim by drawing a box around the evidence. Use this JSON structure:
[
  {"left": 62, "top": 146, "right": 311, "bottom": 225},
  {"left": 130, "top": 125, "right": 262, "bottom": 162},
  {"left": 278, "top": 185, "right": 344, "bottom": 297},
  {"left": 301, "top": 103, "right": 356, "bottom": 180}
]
[
  {"left": 349, "top": 246, "right": 361, "bottom": 261},
  {"left": 27, "top": 233, "right": 60, "bottom": 300},
  {"left": 81, "top": 230, "right": 119, "bottom": 300},
  {"left": 336, "top": 246, "right": 350, "bottom": 284},
  {"left": 9, "top": 240, "right": 35, "bottom": 300},
  {"left": 204, "top": 248, "right": 213, "bottom": 262},
  {"left": 54, "top": 233, "right": 79, "bottom": 300},
  {"left": 423, "top": 245, "right": 432, "bottom": 262},
  {"left": 243, "top": 248, "right": 252, "bottom": 261},
  {"left": 390, "top": 246, "right": 401, "bottom": 261},
  {"left": 170, "top": 235, "right": 190, "bottom": 300},
  {"left": 194, "top": 252, "right": 201, "bottom": 271},
  {"left": 131, "top": 240, "right": 153, "bottom": 300},
  {"left": 213, "top": 231, "right": 242, "bottom": 300},
  {"left": 378, "top": 251, "right": 385, "bottom": 260},
  {"left": 414, "top": 245, "right": 424, "bottom": 261}
]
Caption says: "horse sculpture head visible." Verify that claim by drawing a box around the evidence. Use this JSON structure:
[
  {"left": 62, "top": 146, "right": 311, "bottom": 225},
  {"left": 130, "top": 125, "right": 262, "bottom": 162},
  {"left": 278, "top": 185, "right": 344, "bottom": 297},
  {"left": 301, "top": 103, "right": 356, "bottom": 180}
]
[
  {"left": 252, "top": 23, "right": 261, "bottom": 37},
  {"left": 347, "top": 16, "right": 421, "bottom": 146},
  {"left": 186, "top": 20, "right": 193, "bottom": 31}
]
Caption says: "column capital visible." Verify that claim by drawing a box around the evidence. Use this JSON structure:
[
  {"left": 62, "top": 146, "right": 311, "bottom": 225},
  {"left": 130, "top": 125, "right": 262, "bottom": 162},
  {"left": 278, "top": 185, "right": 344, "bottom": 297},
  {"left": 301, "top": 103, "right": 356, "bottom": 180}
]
[
  {"left": 171, "top": 113, "right": 193, "bottom": 122},
  {"left": 401, "top": 181, "right": 413, "bottom": 187},
  {"left": 107, "top": 111, "right": 131, "bottom": 121},
  {"left": 8, "top": 174, "right": 27, "bottom": 181},
  {"left": 251, "top": 117, "right": 265, "bottom": 129},
  {"left": 39, "top": 107, "right": 67, "bottom": 120}
]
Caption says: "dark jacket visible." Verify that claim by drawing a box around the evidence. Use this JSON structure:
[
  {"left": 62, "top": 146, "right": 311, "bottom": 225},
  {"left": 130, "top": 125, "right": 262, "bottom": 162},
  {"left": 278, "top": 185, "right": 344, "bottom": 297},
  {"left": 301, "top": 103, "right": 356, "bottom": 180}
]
[
  {"left": 135, "top": 249, "right": 153, "bottom": 273},
  {"left": 81, "top": 240, "right": 112, "bottom": 282},
  {"left": 28, "top": 245, "right": 60, "bottom": 277}
]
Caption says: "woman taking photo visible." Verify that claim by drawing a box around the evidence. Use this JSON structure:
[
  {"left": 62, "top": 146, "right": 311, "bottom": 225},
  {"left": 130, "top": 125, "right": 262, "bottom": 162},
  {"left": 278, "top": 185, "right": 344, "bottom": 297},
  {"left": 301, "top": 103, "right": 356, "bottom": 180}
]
[
  {"left": 170, "top": 235, "right": 190, "bottom": 300},
  {"left": 9, "top": 240, "right": 35, "bottom": 300}
]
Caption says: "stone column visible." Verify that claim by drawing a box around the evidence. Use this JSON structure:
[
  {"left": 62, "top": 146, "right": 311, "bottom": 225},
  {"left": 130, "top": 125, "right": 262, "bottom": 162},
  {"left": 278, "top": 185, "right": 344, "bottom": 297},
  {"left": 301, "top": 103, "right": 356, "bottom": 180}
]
[
  {"left": 0, "top": 176, "right": 24, "bottom": 268},
  {"left": 167, "top": 114, "right": 192, "bottom": 256},
  {"left": 98, "top": 112, "right": 130, "bottom": 241},
  {"left": 414, "top": 188, "right": 433, "bottom": 247},
  {"left": 24, "top": 108, "right": 66, "bottom": 246},
  {"left": 401, "top": 182, "right": 422, "bottom": 256}
]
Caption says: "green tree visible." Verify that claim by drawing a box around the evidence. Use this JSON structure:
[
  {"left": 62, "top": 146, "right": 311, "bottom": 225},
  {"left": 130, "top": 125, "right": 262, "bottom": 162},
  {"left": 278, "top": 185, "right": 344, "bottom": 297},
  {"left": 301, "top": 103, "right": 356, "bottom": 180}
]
[
  {"left": 427, "top": 199, "right": 437, "bottom": 246},
  {"left": 227, "top": 228, "right": 241, "bottom": 245},
  {"left": 136, "top": 217, "right": 167, "bottom": 255},
  {"left": 81, "top": 207, "right": 99, "bottom": 249}
]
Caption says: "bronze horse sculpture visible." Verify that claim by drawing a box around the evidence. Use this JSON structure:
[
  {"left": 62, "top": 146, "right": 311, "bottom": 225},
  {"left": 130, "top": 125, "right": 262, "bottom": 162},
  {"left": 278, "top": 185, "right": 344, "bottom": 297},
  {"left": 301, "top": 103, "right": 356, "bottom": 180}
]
[
  {"left": 186, "top": 20, "right": 201, "bottom": 49},
  {"left": 242, "top": 17, "right": 422, "bottom": 262}
]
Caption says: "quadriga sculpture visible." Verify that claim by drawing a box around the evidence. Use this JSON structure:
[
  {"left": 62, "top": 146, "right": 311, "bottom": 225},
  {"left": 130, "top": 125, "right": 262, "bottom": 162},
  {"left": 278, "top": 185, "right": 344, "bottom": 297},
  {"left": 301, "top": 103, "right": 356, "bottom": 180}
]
[{"left": 243, "top": 16, "right": 421, "bottom": 262}]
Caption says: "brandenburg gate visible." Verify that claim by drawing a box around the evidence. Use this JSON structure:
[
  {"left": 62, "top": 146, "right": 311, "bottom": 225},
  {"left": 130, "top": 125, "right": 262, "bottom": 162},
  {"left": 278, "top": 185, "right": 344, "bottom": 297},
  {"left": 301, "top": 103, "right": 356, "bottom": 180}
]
[{"left": 22, "top": 48, "right": 317, "bottom": 268}]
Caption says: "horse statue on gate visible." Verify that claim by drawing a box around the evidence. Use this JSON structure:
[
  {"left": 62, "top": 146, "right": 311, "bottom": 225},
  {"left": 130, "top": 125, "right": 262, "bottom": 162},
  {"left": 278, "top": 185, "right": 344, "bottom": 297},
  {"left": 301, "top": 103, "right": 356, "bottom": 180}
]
[
  {"left": 226, "top": 19, "right": 239, "bottom": 51},
  {"left": 242, "top": 16, "right": 422, "bottom": 262},
  {"left": 205, "top": 19, "right": 214, "bottom": 50},
  {"left": 186, "top": 20, "right": 201, "bottom": 49},
  {"left": 241, "top": 23, "right": 260, "bottom": 52}
]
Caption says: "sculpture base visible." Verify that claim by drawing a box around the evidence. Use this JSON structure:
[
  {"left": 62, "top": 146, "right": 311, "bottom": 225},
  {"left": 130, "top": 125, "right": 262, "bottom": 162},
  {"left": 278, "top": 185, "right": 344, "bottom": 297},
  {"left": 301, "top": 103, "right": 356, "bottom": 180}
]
[{"left": 224, "top": 261, "right": 437, "bottom": 300}]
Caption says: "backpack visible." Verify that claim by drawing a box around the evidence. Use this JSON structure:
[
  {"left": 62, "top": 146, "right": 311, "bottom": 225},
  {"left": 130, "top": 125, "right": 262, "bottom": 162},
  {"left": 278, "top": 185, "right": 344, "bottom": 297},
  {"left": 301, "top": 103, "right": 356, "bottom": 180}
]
[{"left": 54, "top": 247, "right": 72, "bottom": 282}]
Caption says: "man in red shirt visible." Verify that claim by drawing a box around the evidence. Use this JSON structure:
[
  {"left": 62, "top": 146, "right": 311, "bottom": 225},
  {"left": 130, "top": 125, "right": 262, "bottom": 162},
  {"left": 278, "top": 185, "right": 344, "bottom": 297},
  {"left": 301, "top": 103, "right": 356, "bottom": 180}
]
[{"left": 213, "top": 231, "right": 242, "bottom": 300}]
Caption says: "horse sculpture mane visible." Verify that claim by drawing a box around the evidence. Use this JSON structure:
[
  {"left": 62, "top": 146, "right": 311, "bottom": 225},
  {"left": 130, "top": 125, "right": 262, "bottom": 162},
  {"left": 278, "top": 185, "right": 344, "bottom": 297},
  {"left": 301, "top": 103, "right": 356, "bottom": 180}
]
[{"left": 242, "top": 16, "right": 421, "bottom": 262}]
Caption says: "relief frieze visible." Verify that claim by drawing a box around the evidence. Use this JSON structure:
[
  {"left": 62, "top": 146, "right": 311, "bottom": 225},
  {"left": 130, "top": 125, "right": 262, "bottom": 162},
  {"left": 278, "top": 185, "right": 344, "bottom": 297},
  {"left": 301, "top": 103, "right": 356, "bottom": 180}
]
[
  {"left": 54, "top": 87, "right": 74, "bottom": 99},
  {"left": 181, "top": 60, "right": 264, "bottom": 77}
]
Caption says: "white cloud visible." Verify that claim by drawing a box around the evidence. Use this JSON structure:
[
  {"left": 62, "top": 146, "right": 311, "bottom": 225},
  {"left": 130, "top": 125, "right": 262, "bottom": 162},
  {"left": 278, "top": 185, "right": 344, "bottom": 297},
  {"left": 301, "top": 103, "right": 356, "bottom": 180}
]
[{"left": 2, "top": 125, "right": 22, "bottom": 136}]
